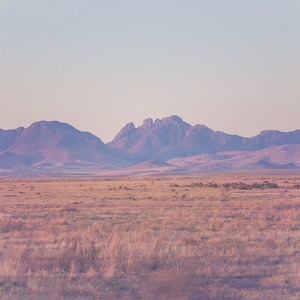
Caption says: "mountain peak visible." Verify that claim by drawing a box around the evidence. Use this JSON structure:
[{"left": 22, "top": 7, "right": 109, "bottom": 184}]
[
  {"left": 162, "top": 115, "right": 183, "bottom": 122},
  {"left": 28, "top": 120, "right": 92, "bottom": 135},
  {"left": 1, "top": 117, "right": 300, "bottom": 174},
  {"left": 114, "top": 122, "right": 136, "bottom": 140},
  {"left": 142, "top": 118, "right": 154, "bottom": 129},
  {"left": 0, "top": 120, "right": 129, "bottom": 169},
  {"left": 109, "top": 115, "right": 192, "bottom": 162},
  {"left": 154, "top": 115, "right": 184, "bottom": 126}
]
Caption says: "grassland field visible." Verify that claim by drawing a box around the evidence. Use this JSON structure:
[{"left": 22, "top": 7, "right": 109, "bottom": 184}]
[{"left": 0, "top": 171, "right": 300, "bottom": 299}]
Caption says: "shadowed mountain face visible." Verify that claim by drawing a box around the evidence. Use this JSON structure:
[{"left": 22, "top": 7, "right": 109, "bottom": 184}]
[
  {"left": 0, "top": 121, "right": 129, "bottom": 169},
  {"left": 0, "top": 127, "right": 24, "bottom": 152},
  {"left": 0, "top": 117, "right": 300, "bottom": 174}
]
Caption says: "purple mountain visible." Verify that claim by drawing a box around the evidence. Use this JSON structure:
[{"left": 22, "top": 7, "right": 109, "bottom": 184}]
[
  {"left": 0, "top": 127, "right": 24, "bottom": 152},
  {"left": 0, "top": 116, "right": 299, "bottom": 174},
  {"left": 108, "top": 116, "right": 300, "bottom": 162},
  {"left": 108, "top": 116, "right": 300, "bottom": 167},
  {"left": 108, "top": 116, "right": 192, "bottom": 161},
  {"left": 0, "top": 121, "right": 129, "bottom": 170}
]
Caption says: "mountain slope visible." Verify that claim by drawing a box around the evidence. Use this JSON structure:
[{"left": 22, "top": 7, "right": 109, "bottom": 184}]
[
  {"left": 243, "top": 130, "right": 300, "bottom": 150},
  {"left": 1, "top": 117, "right": 299, "bottom": 174},
  {"left": 168, "top": 144, "right": 300, "bottom": 172},
  {"left": 0, "top": 127, "right": 24, "bottom": 152},
  {"left": 109, "top": 116, "right": 300, "bottom": 164},
  {"left": 0, "top": 121, "right": 129, "bottom": 169},
  {"left": 108, "top": 116, "right": 192, "bottom": 162}
]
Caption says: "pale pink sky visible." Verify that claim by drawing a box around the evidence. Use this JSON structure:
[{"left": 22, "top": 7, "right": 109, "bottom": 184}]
[{"left": 1, "top": 1, "right": 299, "bottom": 142}]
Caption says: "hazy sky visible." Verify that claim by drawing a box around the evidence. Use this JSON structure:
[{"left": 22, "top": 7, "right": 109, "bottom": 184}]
[{"left": 1, "top": 1, "right": 299, "bottom": 142}]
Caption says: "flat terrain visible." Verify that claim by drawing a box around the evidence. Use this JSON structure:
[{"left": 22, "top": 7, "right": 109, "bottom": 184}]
[{"left": 1, "top": 171, "right": 300, "bottom": 299}]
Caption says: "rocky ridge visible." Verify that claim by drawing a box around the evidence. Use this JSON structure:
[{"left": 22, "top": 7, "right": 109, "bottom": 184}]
[{"left": 0, "top": 116, "right": 299, "bottom": 175}]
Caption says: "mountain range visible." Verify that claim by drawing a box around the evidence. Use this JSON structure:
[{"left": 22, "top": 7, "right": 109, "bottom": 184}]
[{"left": 1, "top": 116, "right": 300, "bottom": 175}]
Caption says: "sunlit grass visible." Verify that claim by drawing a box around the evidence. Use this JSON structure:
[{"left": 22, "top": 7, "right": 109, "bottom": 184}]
[{"left": 0, "top": 172, "right": 300, "bottom": 299}]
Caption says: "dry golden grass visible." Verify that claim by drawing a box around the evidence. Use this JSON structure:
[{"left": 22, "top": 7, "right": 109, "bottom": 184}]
[{"left": 0, "top": 171, "right": 300, "bottom": 299}]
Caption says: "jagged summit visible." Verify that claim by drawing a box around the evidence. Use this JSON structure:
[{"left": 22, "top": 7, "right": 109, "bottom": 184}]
[
  {"left": 109, "top": 116, "right": 300, "bottom": 165},
  {"left": 108, "top": 116, "right": 192, "bottom": 162},
  {"left": 142, "top": 118, "right": 154, "bottom": 129}
]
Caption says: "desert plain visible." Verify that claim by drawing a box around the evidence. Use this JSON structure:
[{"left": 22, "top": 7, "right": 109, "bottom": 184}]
[{"left": 1, "top": 170, "right": 300, "bottom": 299}]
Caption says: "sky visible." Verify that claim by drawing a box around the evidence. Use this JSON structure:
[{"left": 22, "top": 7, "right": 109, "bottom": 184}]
[{"left": 0, "top": 0, "right": 299, "bottom": 142}]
